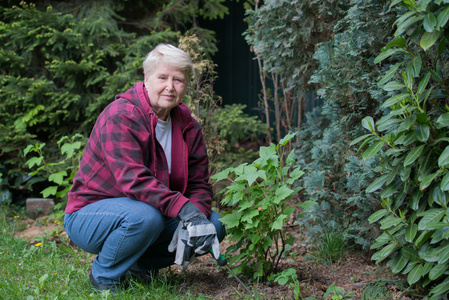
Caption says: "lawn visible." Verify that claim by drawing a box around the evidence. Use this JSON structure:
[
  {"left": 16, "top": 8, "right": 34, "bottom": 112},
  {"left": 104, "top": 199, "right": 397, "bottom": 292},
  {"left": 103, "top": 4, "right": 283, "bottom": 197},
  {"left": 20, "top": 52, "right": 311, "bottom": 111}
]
[{"left": 0, "top": 205, "right": 422, "bottom": 299}]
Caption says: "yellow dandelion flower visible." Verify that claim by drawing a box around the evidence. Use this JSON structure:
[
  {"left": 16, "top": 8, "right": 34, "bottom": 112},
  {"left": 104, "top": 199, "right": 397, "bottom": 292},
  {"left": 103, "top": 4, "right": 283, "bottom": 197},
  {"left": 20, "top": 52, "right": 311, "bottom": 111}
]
[
  {"left": 14, "top": 216, "right": 19, "bottom": 218},
  {"left": 34, "top": 243, "right": 42, "bottom": 247}
]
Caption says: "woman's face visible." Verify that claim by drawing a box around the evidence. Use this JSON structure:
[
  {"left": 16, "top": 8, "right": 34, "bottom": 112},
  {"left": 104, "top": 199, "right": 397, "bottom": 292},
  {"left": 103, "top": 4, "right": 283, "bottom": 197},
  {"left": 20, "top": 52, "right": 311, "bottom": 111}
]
[{"left": 145, "top": 62, "right": 188, "bottom": 120}]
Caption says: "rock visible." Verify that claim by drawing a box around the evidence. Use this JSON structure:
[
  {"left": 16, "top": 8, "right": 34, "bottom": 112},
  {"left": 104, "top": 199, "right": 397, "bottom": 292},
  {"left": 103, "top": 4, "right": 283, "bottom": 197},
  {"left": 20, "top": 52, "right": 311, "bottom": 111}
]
[{"left": 26, "top": 198, "right": 54, "bottom": 218}]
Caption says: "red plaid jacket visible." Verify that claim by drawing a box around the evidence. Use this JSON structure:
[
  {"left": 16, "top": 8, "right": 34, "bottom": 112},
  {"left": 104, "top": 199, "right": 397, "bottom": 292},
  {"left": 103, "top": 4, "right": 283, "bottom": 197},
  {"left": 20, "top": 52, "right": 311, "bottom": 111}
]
[{"left": 66, "top": 82, "right": 212, "bottom": 218}]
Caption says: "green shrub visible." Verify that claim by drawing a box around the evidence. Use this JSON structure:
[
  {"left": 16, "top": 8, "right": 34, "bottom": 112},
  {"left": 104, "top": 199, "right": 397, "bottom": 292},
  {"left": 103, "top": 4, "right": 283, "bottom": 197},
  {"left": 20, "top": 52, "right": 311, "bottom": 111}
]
[
  {"left": 211, "top": 132, "right": 313, "bottom": 280},
  {"left": 354, "top": 1, "right": 449, "bottom": 298},
  {"left": 295, "top": 0, "right": 397, "bottom": 251}
]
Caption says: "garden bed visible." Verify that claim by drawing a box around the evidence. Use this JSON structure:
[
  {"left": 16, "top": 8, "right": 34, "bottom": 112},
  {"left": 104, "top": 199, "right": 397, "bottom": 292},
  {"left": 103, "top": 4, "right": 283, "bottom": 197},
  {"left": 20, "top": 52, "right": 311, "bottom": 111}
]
[{"left": 14, "top": 217, "right": 420, "bottom": 299}]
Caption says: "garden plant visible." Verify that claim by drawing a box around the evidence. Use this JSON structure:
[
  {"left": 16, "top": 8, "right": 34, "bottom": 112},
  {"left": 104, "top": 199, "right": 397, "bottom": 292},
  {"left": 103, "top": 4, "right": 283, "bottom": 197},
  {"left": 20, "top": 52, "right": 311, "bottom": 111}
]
[{"left": 354, "top": 0, "right": 449, "bottom": 298}]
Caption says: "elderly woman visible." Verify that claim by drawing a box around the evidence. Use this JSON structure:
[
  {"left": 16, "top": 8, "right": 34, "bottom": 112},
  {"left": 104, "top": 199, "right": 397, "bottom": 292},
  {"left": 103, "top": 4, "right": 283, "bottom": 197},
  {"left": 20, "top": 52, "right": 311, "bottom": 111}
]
[{"left": 64, "top": 44, "right": 225, "bottom": 293}]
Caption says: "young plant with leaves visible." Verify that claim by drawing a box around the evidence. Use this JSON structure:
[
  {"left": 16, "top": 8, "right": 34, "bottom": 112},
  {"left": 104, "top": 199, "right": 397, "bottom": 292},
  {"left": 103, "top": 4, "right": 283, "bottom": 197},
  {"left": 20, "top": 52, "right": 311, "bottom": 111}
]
[
  {"left": 211, "top": 132, "right": 312, "bottom": 280},
  {"left": 354, "top": 1, "right": 449, "bottom": 298},
  {"left": 24, "top": 134, "right": 86, "bottom": 206}
]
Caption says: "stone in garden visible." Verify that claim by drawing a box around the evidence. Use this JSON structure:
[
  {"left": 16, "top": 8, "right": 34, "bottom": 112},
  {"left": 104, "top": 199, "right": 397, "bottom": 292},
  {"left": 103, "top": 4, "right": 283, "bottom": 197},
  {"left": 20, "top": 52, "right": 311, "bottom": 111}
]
[{"left": 26, "top": 198, "right": 54, "bottom": 218}]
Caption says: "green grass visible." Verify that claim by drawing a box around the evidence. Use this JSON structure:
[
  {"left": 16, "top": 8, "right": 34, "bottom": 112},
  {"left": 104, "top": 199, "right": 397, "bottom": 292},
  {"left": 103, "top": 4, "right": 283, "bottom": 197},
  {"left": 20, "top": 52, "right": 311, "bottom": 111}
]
[{"left": 0, "top": 206, "right": 207, "bottom": 300}]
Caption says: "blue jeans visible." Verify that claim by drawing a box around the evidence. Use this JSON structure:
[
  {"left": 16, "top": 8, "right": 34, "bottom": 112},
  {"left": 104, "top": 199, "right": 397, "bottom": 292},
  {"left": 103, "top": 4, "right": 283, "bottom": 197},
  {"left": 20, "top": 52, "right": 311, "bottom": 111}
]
[{"left": 64, "top": 197, "right": 225, "bottom": 284}]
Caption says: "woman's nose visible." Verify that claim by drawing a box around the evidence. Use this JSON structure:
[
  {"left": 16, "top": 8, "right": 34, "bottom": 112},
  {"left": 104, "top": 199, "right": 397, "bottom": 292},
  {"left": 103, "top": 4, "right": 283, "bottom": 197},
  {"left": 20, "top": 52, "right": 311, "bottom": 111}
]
[{"left": 165, "top": 78, "right": 174, "bottom": 90}]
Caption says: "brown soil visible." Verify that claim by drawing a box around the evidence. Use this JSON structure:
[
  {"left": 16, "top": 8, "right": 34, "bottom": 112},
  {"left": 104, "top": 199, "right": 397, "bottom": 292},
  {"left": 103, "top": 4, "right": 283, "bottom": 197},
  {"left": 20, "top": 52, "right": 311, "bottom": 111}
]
[{"left": 15, "top": 218, "right": 420, "bottom": 300}]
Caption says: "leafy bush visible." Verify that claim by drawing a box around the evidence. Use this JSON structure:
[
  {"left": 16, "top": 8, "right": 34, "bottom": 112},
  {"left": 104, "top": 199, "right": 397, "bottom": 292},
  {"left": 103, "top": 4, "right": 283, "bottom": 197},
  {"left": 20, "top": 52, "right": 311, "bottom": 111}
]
[
  {"left": 211, "top": 133, "right": 312, "bottom": 280},
  {"left": 354, "top": 1, "right": 449, "bottom": 298},
  {"left": 24, "top": 134, "right": 86, "bottom": 209},
  {"left": 0, "top": 2, "right": 178, "bottom": 203}
]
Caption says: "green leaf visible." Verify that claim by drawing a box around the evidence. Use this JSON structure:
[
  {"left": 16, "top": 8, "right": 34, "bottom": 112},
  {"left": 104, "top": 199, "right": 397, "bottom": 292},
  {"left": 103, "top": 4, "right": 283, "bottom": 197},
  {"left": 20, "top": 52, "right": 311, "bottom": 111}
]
[
  {"left": 440, "top": 172, "right": 449, "bottom": 191},
  {"left": 423, "top": 12, "right": 437, "bottom": 32},
  {"left": 362, "top": 116, "right": 375, "bottom": 131},
  {"left": 391, "top": 253, "right": 409, "bottom": 273},
  {"left": 372, "top": 243, "right": 399, "bottom": 263},
  {"left": 273, "top": 185, "right": 294, "bottom": 204},
  {"left": 420, "top": 31, "right": 440, "bottom": 51},
  {"left": 378, "top": 63, "right": 402, "bottom": 86},
  {"left": 404, "top": 145, "right": 425, "bottom": 166},
  {"left": 384, "top": 37, "right": 406, "bottom": 50},
  {"left": 271, "top": 214, "right": 288, "bottom": 230},
  {"left": 382, "top": 93, "right": 410, "bottom": 108},
  {"left": 438, "top": 146, "right": 449, "bottom": 167},
  {"left": 297, "top": 200, "right": 318, "bottom": 210},
  {"left": 369, "top": 209, "right": 389, "bottom": 224},
  {"left": 210, "top": 168, "right": 232, "bottom": 182},
  {"left": 363, "top": 140, "right": 384, "bottom": 160},
  {"left": 437, "top": 113, "right": 449, "bottom": 127},
  {"left": 418, "top": 209, "right": 446, "bottom": 231},
  {"left": 381, "top": 182, "right": 400, "bottom": 198},
  {"left": 350, "top": 134, "right": 373, "bottom": 146},
  {"left": 48, "top": 171, "right": 67, "bottom": 185},
  {"left": 219, "top": 211, "right": 241, "bottom": 228},
  {"left": 26, "top": 157, "right": 44, "bottom": 169},
  {"left": 432, "top": 186, "right": 447, "bottom": 207},
  {"left": 407, "top": 264, "right": 423, "bottom": 285},
  {"left": 41, "top": 186, "right": 58, "bottom": 198},
  {"left": 279, "top": 132, "right": 297, "bottom": 146},
  {"left": 405, "top": 223, "right": 418, "bottom": 243},
  {"left": 374, "top": 48, "right": 403, "bottom": 64},
  {"left": 395, "top": 15, "right": 425, "bottom": 37},
  {"left": 429, "top": 262, "right": 448, "bottom": 280},
  {"left": 437, "top": 5, "right": 449, "bottom": 29},
  {"left": 429, "top": 279, "right": 449, "bottom": 299},
  {"left": 420, "top": 171, "right": 440, "bottom": 191},
  {"left": 366, "top": 174, "right": 389, "bottom": 193},
  {"left": 383, "top": 81, "right": 406, "bottom": 91},
  {"left": 380, "top": 214, "right": 403, "bottom": 230},
  {"left": 415, "top": 123, "right": 430, "bottom": 142},
  {"left": 417, "top": 73, "right": 431, "bottom": 95}
]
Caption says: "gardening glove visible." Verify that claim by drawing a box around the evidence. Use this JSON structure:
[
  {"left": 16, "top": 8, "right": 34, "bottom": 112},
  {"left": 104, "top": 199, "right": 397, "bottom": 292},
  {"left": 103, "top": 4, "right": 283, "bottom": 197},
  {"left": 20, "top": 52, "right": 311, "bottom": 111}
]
[{"left": 168, "top": 202, "right": 220, "bottom": 270}]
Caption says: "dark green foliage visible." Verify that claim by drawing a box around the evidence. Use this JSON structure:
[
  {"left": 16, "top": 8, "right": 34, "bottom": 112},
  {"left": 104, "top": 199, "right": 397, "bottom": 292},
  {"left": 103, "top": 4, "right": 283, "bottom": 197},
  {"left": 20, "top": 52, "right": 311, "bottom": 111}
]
[
  {"left": 355, "top": 1, "right": 449, "bottom": 298},
  {"left": 0, "top": 1, "right": 229, "bottom": 204},
  {"left": 294, "top": 0, "right": 397, "bottom": 250}
]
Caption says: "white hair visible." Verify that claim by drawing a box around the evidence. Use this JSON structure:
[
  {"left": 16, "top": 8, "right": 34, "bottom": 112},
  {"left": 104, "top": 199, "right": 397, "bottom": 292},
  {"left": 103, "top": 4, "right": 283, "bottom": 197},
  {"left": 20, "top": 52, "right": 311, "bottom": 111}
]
[{"left": 142, "top": 44, "right": 193, "bottom": 81}]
